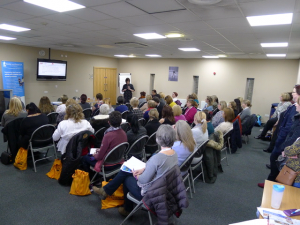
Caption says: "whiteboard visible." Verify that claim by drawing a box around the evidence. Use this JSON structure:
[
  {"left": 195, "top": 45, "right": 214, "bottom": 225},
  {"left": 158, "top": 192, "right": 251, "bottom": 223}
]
[{"left": 119, "top": 73, "right": 131, "bottom": 94}]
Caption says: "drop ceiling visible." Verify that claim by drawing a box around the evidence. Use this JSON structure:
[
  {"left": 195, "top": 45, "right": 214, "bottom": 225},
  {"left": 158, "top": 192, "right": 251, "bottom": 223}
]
[{"left": 0, "top": 0, "right": 300, "bottom": 59}]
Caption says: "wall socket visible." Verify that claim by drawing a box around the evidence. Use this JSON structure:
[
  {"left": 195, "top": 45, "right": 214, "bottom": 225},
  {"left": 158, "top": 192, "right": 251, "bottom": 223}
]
[{"left": 75, "top": 90, "right": 78, "bottom": 92}]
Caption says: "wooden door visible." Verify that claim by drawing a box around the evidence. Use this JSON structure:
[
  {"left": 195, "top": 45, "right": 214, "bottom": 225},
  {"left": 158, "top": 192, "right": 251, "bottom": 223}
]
[{"left": 93, "top": 67, "right": 117, "bottom": 105}]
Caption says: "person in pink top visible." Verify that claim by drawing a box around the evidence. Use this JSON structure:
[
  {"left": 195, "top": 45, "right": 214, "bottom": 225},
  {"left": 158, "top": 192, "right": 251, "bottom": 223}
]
[
  {"left": 184, "top": 99, "right": 198, "bottom": 124},
  {"left": 172, "top": 105, "right": 186, "bottom": 122}
]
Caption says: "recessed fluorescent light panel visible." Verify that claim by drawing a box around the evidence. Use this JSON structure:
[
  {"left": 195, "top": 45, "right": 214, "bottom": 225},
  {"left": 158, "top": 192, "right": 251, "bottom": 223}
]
[
  {"left": 23, "top": 0, "right": 85, "bottom": 12},
  {"left": 0, "top": 35, "right": 16, "bottom": 40},
  {"left": 247, "top": 13, "right": 293, "bottom": 26},
  {"left": 202, "top": 56, "right": 219, "bottom": 58},
  {"left": 178, "top": 48, "right": 200, "bottom": 51},
  {"left": 218, "top": 54, "right": 227, "bottom": 57},
  {"left": 165, "top": 33, "right": 184, "bottom": 38},
  {"left": 266, "top": 54, "right": 286, "bottom": 57},
  {"left": 114, "top": 55, "right": 128, "bottom": 57},
  {"left": 261, "top": 42, "right": 288, "bottom": 47},
  {"left": 145, "top": 54, "right": 162, "bottom": 57},
  {"left": 133, "top": 33, "right": 166, "bottom": 39},
  {"left": 0, "top": 24, "right": 30, "bottom": 32}
]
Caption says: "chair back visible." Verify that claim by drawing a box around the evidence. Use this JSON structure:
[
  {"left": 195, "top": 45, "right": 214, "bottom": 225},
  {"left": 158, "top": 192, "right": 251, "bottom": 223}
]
[
  {"left": 104, "top": 142, "right": 129, "bottom": 164},
  {"left": 145, "top": 132, "right": 157, "bottom": 147},
  {"left": 94, "top": 127, "right": 108, "bottom": 147},
  {"left": 194, "top": 139, "right": 209, "bottom": 158},
  {"left": 125, "top": 135, "right": 148, "bottom": 160},
  {"left": 121, "top": 122, "right": 130, "bottom": 132},
  {"left": 47, "top": 112, "right": 59, "bottom": 125},
  {"left": 93, "top": 108, "right": 100, "bottom": 116},
  {"left": 122, "top": 110, "right": 129, "bottom": 120},
  {"left": 138, "top": 118, "right": 146, "bottom": 126},
  {"left": 83, "top": 108, "right": 92, "bottom": 120},
  {"left": 30, "top": 124, "right": 56, "bottom": 148},
  {"left": 179, "top": 151, "right": 195, "bottom": 173},
  {"left": 223, "top": 129, "right": 233, "bottom": 147}
]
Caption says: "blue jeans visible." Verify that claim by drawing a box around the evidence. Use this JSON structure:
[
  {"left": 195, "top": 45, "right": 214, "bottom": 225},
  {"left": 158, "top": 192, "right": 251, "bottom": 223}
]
[
  {"left": 103, "top": 171, "right": 142, "bottom": 211},
  {"left": 267, "top": 147, "right": 281, "bottom": 181},
  {"left": 293, "top": 182, "right": 300, "bottom": 188},
  {"left": 81, "top": 155, "right": 97, "bottom": 172}
]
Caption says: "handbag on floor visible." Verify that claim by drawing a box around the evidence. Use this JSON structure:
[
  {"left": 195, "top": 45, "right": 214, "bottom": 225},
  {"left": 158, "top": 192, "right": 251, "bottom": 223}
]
[
  {"left": 13, "top": 147, "right": 28, "bottom": 170},
  {"left": 101, "top": 180, "right": 124, "bottom": 209},
  {"left": 70, "top": 169, "right": 91, "bottom": 196},
  {"left": 1, "top": 151, "right": 13, "bottom": 165},
  {"left": 275, "top": 165, "right": 300, "bottom": 186},
  {"left": 46, "top": 159, "right": 62, "bottom": 180}
]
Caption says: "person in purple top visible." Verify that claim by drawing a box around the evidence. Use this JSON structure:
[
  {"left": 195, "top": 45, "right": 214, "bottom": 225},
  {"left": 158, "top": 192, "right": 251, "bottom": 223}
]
[{"left": 172, "top": 105, "right": 186, "bottom": 122}]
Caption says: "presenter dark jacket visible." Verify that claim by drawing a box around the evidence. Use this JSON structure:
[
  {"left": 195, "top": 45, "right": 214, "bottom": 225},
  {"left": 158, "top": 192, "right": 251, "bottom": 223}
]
[{"left": 122, "top": 84, "right": 135, "bottom": 103}]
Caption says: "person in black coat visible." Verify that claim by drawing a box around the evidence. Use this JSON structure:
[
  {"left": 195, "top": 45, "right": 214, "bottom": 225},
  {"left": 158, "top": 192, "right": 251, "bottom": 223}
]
[
  {"left": 122, "top": 78, "right": 135, "bottom": 104},
  {"left": 152, "top": 97, "right": 163, "bottom": 119},
  {"left": 19, "top": 102, "right": 49, "bottom": 149},
  {"left": 126, "top": 114, "right": 147, "bottom": 147},
  {"left": 145, "top": 109, "right": 161, "bottom": 154}
]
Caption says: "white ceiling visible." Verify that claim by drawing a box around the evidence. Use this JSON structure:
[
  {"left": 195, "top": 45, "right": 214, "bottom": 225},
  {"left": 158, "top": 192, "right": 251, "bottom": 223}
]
[{"left": 0, "top": 0, "right": 300, "bottom": 59}]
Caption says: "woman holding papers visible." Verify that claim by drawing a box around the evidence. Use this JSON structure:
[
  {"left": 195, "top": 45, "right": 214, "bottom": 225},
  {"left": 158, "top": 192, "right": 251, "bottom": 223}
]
[{"left": 93, "top": 124, "right": 178, "bottom": 217}]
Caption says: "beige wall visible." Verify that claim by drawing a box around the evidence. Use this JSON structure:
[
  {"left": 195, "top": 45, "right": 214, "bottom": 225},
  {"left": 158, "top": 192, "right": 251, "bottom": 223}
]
[
  {"left": 0, "top": 43, "right": 118, "bottom": 104},
  {"left": 118, "top": 58, "right": 298, "bottom": 122}
]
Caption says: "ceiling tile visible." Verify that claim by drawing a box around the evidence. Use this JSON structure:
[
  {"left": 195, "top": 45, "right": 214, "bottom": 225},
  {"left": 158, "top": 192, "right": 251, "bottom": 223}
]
[
  {"left": 72, "top": 22, "right": 109, "bottom": 31},
  {"left": 170, "top": 21, "right": 211, "bottom": 31},
  {"left": 205, "top": 17, "right": 249, "bottom": 29},
  {"left": 94, "top": 19, "right": 135, "bottom": 29},
  {"left": 93, "top": 2, "right": 146, "bottom": 18},
  {"left": 121, "top": 15, "right": 165, "bottom": 26},
  {"left": 0, "top": 0, "right": 19, "bottom": 7},
  {"left": 22, "top": 17, "right": 64, "bottom": 27},
  {"left": 0, "top": 8, "right": 34, "bottom": 22},
  {"left": 152, "top": 10, "right": 200, "bottom": 23},
  {"left": 65, "top": 8, "right": 113, "bottom": 21},
  {"left": 43, "top": 14, "right": 86, "bottom": 25},
  {"left": 239, "top": 0, "right": 295, "bottom": 17}
]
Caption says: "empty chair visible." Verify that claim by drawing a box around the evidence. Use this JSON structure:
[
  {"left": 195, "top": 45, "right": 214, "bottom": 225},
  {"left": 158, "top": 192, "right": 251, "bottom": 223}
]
[
  {"left": 28, "top": 124, "right": 57, "bottom": 172},
  {"left": 138, "top": 118, "right": 146, "bottom": 126},
  {"left": 221, "top": 129, "right": 233, "bottom": 166},
  {"left": 90, "top": 142, "right": 129, "bottom": 183},
  {"left": 121, "top": 110, "right": 129, "bottom": 120},
  {"left": 47, "top": 112, "right": 59, "bottom": 125},
  {"left": 82, "top": 108, "right": 92, "bottom": 121},
  {"left": 145, "top": 132, "right": 158, "bottom": 156},
  {"left": 124, "top": 135, "right": 148, "bottom": 161},
  {"left": 189, "top": 140, "right": 209, "bottom": 193},
  {"left": 94, "top": 127, "right": 108, "bottom": 148},
  {"left": 121, "top": 122, "right": 129, "bottom": 132}
]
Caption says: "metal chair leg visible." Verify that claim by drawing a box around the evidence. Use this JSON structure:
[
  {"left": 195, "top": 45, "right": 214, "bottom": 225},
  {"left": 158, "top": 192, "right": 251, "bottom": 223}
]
[
  {"left": 201, "top": 161, "right": 205, "bottom": 183},
  {"left": 31, "top": 149, "right": 37, "bottom": 173},
  {"left": 120, "top": 202, "right": 143, "bottom": 225},
  {"left": 187, "top": 175, "right": 193, "bottom": 199},
  {"left": 189, "top": 168, "right": 196, "bottom": 193},
  {"left": 225, "top": 147, "right": 229, "bottom": 166}
]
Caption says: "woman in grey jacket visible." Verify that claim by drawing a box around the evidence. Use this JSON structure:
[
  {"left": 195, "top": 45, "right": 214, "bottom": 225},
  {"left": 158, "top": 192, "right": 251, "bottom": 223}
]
[{"left": 240, "top": 100, "right": 252, "bottom": 122}]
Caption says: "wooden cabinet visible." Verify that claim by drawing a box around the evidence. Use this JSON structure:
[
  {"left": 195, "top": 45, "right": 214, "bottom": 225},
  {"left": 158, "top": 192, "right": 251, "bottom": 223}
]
[{"left": 93, "top": 67, "right": 117, "bottom": 105}]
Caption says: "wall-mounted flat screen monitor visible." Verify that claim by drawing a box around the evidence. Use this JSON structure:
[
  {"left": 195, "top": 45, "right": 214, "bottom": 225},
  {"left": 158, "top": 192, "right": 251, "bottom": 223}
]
[{"left": 37, "top": 59, "right": 67, "bottom": 81}]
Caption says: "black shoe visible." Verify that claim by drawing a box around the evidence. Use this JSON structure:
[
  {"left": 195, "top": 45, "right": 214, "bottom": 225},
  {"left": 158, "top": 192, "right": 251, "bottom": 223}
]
[
  {"left": 254, "top": 135, "right": 262, "bottom": 139},
  {"left": 263, "top": 149, "right": 272, "bottom": 153},
  {"left": 266, "top": 164, "right": 271, "bottom": 169}
]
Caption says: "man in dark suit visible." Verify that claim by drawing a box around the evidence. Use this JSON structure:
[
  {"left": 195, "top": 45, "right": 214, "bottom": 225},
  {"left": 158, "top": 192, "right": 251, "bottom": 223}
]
[
  {"left": 151, "top": 89, "right": 160, "bottom": 99},
  {"left": 152, "top": 97, "right": 163, "bottom": 119}
]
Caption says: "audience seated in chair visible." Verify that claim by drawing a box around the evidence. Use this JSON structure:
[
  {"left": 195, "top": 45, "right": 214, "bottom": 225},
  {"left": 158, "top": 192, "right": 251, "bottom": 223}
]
[
  {"left": 173, "top": 105, "right": 186, "bottom": 122},
  {"left": 129, "top": 97, "right": 143, "bottom": 119},
  {"left": 144, "top": 109, "right": 161, "bottom": 154},
  {"left": 140, "top": 95, "right": 152, "bottom": 112},
  {"left": 92, "top": 93, "right": 103, "bottom": 112},
  {"left": 92, "top": 125, "right": 179, "bottom": 217},
  {"left": 215, "top": 107, "right": 235, "bottom": 134},
  {"left": 138, "top": 91, "right": 146, "bottom": 108},
  {"left": 184, "top": 99, "right": 198, "bottom": 124},
  {"left": 152, "top": 97, "right": 163, "bottom": 119},
  {"left": 202, "top": 96, "right": 213, "bottom": 112},
  {"left": 158, "top": 92, "right": 166, "bottom": 106},
  {"left": 81, "top": 111, "right": 127, "bottom": 173},
  {"left": 211, "top": 95, "right": 219, "bottom": 110},
  {"left": 115, "top": 96, "right": 128, "bottom": 114},
  {"left": 56, "top": 99, "right": 76, "bottom": 124},
  {"left": 151, "top": 89, "right": 160, "bottom": 99},
  {"left": 19, "top": 103, "right": 49, "bottom": 150},
  {"left": 159, "top": 105, "right": 175, "bottom": 125},
  {"left": 79, "top": 94, "right": 91, "bottom": 110},
  {"left": 255, "top": 92, "right": 291, "bottom": 140},
  {"left": 56, "top": 94, "right": 68, "bottom": 114},
  {"left": 1, "top": 97, "right": 27, "bottom": 127},
  {"left": 212, "top": 101, "right": 227, "bottom": 128},
  {"left": 165, "top": 95, "right": 176, "bottom": 108},
  {"left": 203, "top": 110, "right": 215, "bottom": 136},
  {"left": 240, "top": 100, "right": 252, "bottom": 122},
  {"left": 234, "top": 98, "right": 243, "bottom": 114},
  {"left": 191, "top": 93, "right": 199, "bottom": 104},
  {"left": 143, "top": 100, "right": 157, "bottom": 122},
  {"left": 172, "top": 91, "right": 181, "bottom": 106},
  {"left": 90, "top": 105, "right": 111, "bottom": 132},
  {"left": 39, "top": 96, "right": 55, "bottom": 115},
  {"left": 126, "top": 114, "right": 147, "bottom": 148},
  {"left": 228, "top": 101, "right": 238, "bottom": 118},
  {"left": 103, "top": 98, "right": 114, "bottom": 114},
  {"left": 53, "top": 103, "right": 94, "bottom": 155},
  {"left": 192, "top": 111, "right": 209, "bottom": 164}
]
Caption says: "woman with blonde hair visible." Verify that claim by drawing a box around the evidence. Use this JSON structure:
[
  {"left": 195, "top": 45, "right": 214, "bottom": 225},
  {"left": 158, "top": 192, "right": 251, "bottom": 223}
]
[
  {"left": 172, "top": 120, "right": 196, "bottom": 166},
  {"left": 165, "top": 95, "right": 176, "bottom": 108},
  {"left": 103, "top": 98, "right": 114, "bottom": 114},
  {"left": 140, "top": 95, "right": 152, "bottom": 113},
  {"left": 159, "top": 92, "right": 166, "bottom": 106},
  {"left": 202, "top": 96, "right": 213, "bottom": 111},
  {"left": 1, "top": 97, "right": 27, "bottom": 127},
  {"left": 228, "top": 101, "right": 238, "bottom": 117},
  {"left": 212, "top": 101, "right": 227, "bottom": 128},
  {"left": 211, "top": 95, "right": 218, "bottom": 110},
  {"left": 215, "top": 107, "right": 235, "bottom": 134},
  {"left": 192, "top": 111, "right": 209, "bottom": 164},
  {"left": 130, "top": 97, "right": 143, "bottom": 119},
  {"left": 240, "top": 99, "right": 252, "bottom": 122},
  {"left": 191, "top": 93, "right": 199, "bottom": 104},
  {"left": 53, "top": 103, "right": 94, "bottom": 154},
  {"left": 56, "top": 98, "right": 76, "bottom": 124},
  {"left": 172, "top": 105, "right": 186, "bottom": 122},
  {"left": 39, "top": 96, "right": 54, "bottom": 115},
  {"left": 144, "top": 100, "right": 158, "bottom": 121}
]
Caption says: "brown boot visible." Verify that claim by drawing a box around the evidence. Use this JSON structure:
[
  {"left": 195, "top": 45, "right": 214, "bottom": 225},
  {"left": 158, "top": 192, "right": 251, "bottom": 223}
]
[
  {"left": 118, "top": 207, "right": 130, "bottom": 217},
  {"left": 92, "top": 186, "right": 107, "bottom": 200}
]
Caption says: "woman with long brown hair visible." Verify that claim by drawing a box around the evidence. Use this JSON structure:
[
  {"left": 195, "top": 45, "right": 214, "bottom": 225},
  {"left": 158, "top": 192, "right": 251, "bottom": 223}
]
[
  {"left": 39, "top": 96, "right": 54, "bottom": 115},
  {"left": 159, "top": 105, "right": 175, "bottom": 125}
]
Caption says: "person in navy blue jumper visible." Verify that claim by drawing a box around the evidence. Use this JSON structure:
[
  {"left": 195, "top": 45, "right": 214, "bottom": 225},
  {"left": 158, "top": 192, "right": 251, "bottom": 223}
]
[{"left": 115, "top": 96, "right": 128, "bottom": 114}]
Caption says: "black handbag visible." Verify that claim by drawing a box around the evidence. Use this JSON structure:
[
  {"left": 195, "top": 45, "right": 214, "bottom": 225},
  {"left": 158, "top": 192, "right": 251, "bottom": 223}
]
[{"left": 1, "top": 151, "right": 13, "bottom": 165}]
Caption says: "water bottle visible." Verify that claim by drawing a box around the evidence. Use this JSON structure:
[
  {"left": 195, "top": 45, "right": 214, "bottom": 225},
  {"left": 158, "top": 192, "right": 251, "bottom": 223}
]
[{"left": 271, "top": 184, "right": 285, "bottom": 209}]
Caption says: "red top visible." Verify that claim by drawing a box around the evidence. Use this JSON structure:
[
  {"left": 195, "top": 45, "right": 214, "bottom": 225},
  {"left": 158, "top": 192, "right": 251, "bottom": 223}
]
[
  {"left": 94, "top": 128, "right": 127, "bottom": 172},
  {"left": 184, "top": 107, "right": 197, "bottom": 124}
]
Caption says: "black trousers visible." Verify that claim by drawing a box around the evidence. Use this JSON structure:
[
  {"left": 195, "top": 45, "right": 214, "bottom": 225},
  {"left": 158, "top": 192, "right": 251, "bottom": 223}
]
[
  {"left": 261, "top": 117, "right": 277, "bottom": 137},
  {"left": 267, "top": 146, "right": 282, "bottom": 181},
  {"left": 266, "top": 123, "right": 279, "bottom": 152}
]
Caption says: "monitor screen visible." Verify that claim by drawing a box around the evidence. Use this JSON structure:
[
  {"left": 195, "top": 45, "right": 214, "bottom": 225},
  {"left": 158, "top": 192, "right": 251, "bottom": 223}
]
[{"left": 37, "top": 59, "right": 67, "bottom": 81}]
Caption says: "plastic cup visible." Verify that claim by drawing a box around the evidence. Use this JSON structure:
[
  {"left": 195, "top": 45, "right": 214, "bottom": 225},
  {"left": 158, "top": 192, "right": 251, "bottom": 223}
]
[{"left": 271, "top": 184, "right": 285, "bottom": 209}]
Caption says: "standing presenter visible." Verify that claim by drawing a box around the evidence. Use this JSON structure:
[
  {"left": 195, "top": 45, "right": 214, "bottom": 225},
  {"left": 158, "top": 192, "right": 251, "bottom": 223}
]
[{"left": 122, "top": 78, "right": 135, "bottom": 104}]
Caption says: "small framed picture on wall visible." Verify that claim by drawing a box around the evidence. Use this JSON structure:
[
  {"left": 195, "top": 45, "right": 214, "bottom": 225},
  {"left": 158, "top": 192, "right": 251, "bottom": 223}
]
[{"left": 168, "top": 66, "right": 178, "bottom": 81}]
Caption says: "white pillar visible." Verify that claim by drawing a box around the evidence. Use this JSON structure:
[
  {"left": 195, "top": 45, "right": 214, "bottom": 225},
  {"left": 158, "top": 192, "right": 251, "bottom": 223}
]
[{"left": 297, "top": 59, "right": 300, "bottom": 84}]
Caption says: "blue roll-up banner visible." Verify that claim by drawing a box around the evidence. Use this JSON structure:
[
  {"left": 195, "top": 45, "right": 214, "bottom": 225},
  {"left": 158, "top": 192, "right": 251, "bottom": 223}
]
[{"left": 1, "top": 61, "right": 25, "bottom": 104}]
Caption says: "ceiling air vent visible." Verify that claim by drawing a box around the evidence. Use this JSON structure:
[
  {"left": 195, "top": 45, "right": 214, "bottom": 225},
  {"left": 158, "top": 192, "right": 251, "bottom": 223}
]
[
  {"left": 188, "top": 0, "right": 222, "bottom": 5},
  {"left": 114, "top": 42, "right": 148, "bottom": 48}
]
